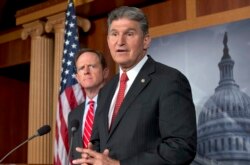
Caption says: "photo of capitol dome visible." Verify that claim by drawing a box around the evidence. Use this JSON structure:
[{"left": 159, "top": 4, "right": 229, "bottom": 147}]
[{"left": 196, "top": 32, "right": 250, "bottom": 165}]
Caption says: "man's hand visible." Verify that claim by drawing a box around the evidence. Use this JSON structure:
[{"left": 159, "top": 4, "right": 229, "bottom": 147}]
[{"left": 72, "top": 143, "right": 120, "bottom": 165}]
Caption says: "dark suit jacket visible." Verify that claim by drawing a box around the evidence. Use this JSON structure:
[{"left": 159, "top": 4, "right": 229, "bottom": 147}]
[
  {"left": 68, "top": 102, "right": 85, "bottom": 160},
  {"left": 91, "top": 56, "right": 197, "bottom": 165}
]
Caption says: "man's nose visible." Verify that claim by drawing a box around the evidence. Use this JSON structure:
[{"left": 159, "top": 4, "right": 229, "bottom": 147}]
[
  {"left": 117, "top": 35, "right": 125, "bottom": 45},
  {"left": 83, "top": 66, "right": 90, "bottom": 74}
]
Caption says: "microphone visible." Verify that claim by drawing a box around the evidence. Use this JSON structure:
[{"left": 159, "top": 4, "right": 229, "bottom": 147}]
[
  {"left": 68, "top": 120, "right": 79, "bottom": 165},
  {"left": 70, "top": 119, "right": 79, "bottom": 133},
  {"left": 37, "top": 125, "right": 51, "bottom": 136},
  {"left": 0, "top": 125, "right": 51, "bottom": 163}
]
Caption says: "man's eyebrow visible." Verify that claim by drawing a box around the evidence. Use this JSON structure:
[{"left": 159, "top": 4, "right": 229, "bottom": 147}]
[{"left": 109, "top": 28, "right": 137, "bottom": 32}]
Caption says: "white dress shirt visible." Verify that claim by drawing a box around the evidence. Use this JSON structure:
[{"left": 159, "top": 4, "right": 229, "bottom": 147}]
[{"left": 108, "top": 55, "right": 148, "bottom": 126}]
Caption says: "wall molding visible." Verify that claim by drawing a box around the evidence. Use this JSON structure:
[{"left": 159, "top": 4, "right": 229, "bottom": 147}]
[{"left": 150, "top": 5, "right": 250, "bottom": 38}]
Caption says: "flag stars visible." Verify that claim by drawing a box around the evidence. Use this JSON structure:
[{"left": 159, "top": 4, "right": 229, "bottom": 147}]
[
  {"left": 67, "top": 31, "right": 72, "bottom": 37},
  {"left": 64, "top": 49, "right": 67, "bottom": 54},
  {"left": 65, "top": 40, "right": 70, "bottom": 45},
  {"left": 72, "top": 43, "right": 77, "bottom": 49},
  {"left": 63, "top": 78, "right": 67, "bottom": 84},
  {"left": 69, "top": 52, "right": 74, "bottom": 57},
  {"left": 69, "top": 22, "right": 75, "bottom": 28},
  {"left": 67, "top": 60, "right": 72, "bottom": 66},
  {"left": 66, "top": 12, "right": 70, "bottom": 17},
  {"left": 59, "top": 0, "right": 79, "bottom": 93},
  {"left": 65, "top": 69, "right": 69, "bottom": 75}
]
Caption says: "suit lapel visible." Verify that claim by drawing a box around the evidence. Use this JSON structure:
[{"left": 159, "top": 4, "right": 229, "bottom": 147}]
[
  {"left": 108, "top": 56, "right": 155, "bottom": 139},
  {"left": 102, "top": 75, "right": 119, "bottom": 139},
  {"left": 71, "top": 103, "right": 85, "bottom": 148}
]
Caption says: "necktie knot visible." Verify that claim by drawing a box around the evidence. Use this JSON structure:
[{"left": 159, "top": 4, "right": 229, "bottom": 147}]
[
  {"left": 89, "top": 100, "right": 94, "bottom": 105},
  {"left": 120, "top": 72, "right": 128, "bottom": 82}
]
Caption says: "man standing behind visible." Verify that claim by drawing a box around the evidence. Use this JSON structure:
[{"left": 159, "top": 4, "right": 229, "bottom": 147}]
[
  {"left": 73, "top": 6, "right": 197, "bottom": 165},
  {"left": 67, "top": 48, "right": 109, "bottom": 160}
]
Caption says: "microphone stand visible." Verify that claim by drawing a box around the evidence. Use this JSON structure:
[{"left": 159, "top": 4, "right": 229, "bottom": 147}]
[
  {"left": 68, "top": 120, "right": 79, "bottom": 165},
  {"left": 0, "top": 125, "right": 50, "bottom": 163},
  {"left": 68, "top": 133, "right": 74, "bottom": 165},
  {"left": 0, "top": 134, "right": 37, "bottom": 163}
]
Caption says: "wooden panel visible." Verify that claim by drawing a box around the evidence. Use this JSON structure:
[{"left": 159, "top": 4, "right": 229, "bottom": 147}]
[
  {"left": 0, "top": 76, "right": 29, "bottom": 163},
  {"left": 16, "top": 0, "right": 93, "bottom": 25},
  {"left": 143, "top": 0, "right": 186, "bottom": 27},
  {"left": 15, "top": 0, "right": 163, "bottom": 26},
  {"left": 76, "top": 0, "right": 165, "bottom": 19},
  {"left": 197, "top": 0, "right": 250, "bottom": 16},
  {"left": 150, "top": 5, "right": 250, "bottom": 38},
  {"left": 0, "top": 38, "right": 31, "bottom": 68}
]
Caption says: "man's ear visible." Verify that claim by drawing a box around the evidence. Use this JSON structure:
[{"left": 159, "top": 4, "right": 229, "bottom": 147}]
[
  {"left": 143, "top": 34, "right": 151, "bottom": 50},
  {"left": 103, "top": 68, "right": 109, "bottom": 80},
  {"left": 75, "top": 73, "right": 80, "bottom": 83}
]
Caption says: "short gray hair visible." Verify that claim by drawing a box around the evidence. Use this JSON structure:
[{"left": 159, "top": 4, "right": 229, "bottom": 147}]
[{"left": 107, "top": 6, "right": 149, "bottom": 35}]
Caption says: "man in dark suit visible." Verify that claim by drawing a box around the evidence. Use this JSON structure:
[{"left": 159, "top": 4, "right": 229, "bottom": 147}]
[
  {"left": 67, "top": 48, "right": 109, "bottom": 160},
  {"left": 72, "top": 6, "right": 197, "bottom": 165}
]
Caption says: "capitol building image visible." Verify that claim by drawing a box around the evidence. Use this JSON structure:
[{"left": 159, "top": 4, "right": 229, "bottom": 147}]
[{"left": 192, "top": 32, "right": 250, "bottom": 165}]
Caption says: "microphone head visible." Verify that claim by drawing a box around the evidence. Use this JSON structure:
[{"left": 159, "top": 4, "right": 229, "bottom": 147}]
[
  {"left": 70, "top": 120, "right": 79, "bottom": 133},
  {"left": 37, "top": 125, "right": 51, "bottom": 136}
]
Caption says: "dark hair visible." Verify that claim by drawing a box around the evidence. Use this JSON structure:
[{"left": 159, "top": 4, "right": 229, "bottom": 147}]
[
  {"left": 75, "top": 48, "right": 107, "bottom": 69},
  {"left": 107, "top": 6, "right": 149, "bottom": 35}
]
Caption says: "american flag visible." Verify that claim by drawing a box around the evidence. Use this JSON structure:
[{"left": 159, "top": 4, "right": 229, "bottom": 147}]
[{"left": 54, "top": 0, "right": 85, "bottom": 164}]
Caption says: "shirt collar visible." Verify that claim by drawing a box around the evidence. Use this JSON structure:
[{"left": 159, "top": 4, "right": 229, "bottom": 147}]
[
  {"left": 85, "top": 95, "right": 98, "bottom": 104},
  {"left": 119, "top": 55, "right": 148, "bottom": 81}
]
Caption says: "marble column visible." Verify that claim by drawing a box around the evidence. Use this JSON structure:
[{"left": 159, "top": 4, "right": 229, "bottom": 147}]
[
  {"left": 21, "top": 20, "right": 54, "bottom": 164},
  {"left": 46, "top": 13, "right": 66, "bottom": 142}
]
